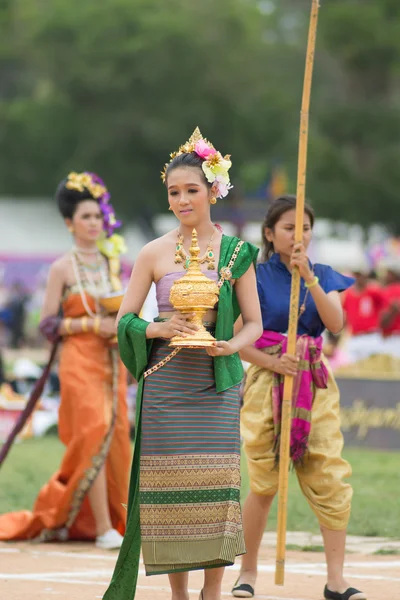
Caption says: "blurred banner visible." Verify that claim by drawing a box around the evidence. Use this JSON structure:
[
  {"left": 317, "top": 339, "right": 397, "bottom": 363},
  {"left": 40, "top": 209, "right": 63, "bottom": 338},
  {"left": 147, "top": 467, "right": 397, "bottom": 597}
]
[{"left": 339, "top": 376, "right": 400, "bottom": 450}]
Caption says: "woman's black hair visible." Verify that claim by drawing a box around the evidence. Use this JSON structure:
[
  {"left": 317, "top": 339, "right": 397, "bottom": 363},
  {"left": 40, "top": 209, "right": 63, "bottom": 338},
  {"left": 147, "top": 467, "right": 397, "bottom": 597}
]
[
  {"left": 55, "top": 178, "right": 100, "bottom": 220},
  {"left": 165, "top": 152, "right": 212, "bottom": 188},
  {"left": 261, "top": 194, "right": 315, "bottom": 261}
]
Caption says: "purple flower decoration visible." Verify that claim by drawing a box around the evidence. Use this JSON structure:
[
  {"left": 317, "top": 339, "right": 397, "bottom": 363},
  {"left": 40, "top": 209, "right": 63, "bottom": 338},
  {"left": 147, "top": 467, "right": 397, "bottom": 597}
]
[{"left": 86, "top": 172, "right": 122, "bottom": 237}]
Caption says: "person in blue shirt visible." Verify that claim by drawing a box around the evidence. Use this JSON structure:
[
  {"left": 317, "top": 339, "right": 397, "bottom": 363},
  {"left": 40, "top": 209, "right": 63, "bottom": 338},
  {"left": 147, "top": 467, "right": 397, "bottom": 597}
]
[{"left": 233, "top": 196, "right": 366, "bottom": 600}]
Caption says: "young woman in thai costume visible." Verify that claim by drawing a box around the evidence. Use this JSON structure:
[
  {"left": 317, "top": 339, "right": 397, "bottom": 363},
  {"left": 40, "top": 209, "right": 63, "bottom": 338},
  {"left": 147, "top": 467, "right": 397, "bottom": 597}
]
[
  {"left": 233, "top": 196, "right": 366, "bottom": 600},
  {"left": 103, "top": 129, "right": 263, "bottom": 600},
  {"left": 0, "top": 173, "right": 131, "bottom": 550}
]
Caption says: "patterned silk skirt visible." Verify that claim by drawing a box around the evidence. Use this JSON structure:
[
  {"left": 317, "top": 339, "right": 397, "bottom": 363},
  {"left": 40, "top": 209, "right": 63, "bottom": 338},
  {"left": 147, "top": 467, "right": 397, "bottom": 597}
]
[{"left": 140, "top": 338, "right": 245, "bottom": 575}]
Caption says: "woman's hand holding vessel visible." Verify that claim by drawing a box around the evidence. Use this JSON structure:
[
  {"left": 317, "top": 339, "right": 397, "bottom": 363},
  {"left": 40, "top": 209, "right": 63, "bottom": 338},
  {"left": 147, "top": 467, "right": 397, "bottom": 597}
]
[{"left": 151, "top": 313, "right": 199, "bottom": 340}]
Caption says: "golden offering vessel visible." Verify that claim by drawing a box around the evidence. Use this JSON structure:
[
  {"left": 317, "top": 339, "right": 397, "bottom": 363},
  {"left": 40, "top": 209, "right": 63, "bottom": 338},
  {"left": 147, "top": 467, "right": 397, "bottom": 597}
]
[{"left": 169, "top": 229, "right": 220, "bottom": 348}]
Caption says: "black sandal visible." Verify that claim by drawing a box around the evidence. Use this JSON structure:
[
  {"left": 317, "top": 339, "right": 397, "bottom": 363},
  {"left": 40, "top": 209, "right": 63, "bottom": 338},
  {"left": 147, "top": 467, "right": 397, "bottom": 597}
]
[
  {"left": 324, "top": 584, "right": 367, "bottom": 600},
  {"left": 232, "top": 580, "right": 255, "bottom": 598}
]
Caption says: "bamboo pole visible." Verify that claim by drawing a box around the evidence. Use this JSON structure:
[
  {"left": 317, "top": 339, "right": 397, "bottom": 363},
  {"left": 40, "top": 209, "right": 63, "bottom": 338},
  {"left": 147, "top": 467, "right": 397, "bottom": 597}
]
[{"left": 275, "top": 0, "right": 321, "bottom": 586}]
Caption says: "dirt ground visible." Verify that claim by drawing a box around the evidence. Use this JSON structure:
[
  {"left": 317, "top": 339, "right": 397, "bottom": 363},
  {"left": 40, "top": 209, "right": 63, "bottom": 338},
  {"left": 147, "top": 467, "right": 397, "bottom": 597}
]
[{"left": 0, "top": 540, "right": 398, "bottom": 600}]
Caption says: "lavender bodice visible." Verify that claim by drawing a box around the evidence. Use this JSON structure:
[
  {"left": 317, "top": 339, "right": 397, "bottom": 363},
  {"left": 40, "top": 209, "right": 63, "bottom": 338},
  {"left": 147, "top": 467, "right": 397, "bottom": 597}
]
[{"left": 155, "top": 271, "right": 219, "bottom": 312}]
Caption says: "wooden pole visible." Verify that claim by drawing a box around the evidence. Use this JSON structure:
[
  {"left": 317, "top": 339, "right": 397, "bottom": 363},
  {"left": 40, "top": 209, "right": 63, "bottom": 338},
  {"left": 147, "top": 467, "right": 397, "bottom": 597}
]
[{"left": 275, "top": 0, "right": 321, "bottom": 586}]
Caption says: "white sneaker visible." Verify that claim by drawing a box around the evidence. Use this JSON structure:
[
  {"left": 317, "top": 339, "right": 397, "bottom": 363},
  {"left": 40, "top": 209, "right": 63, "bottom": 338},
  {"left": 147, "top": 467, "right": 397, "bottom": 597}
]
[{"left": 95, "top": 528, "right": 124, "bottom": 550}]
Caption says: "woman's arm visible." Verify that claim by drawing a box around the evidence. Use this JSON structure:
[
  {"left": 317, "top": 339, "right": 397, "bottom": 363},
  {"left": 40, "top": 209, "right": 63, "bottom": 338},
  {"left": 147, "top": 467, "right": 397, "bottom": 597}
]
[
  {"left": 234, "top": 317, "right": 299, "bottom": 376},
  {"left": 116, "top": 244, "right": 197, "bottom": 340},
  {"left": 117, "top": 245, "right": 154, "bottom": 328},
  {"left": 207, "top": 265, "right": 263, "bottom": 357},
  {"left": 40, "top": 260, "right": 116, "bottom": 337},
  {"left": 230, "top": 265, "right": 263, "bottom": 350},
  {"left": 307, "top": 288, "right": 344, "bottom": 334},
  {"left": 40, "top": 261, "right": 65, "bottom": 322},
  {"left": 40, "top": 261, "right": 74, "bottom": 337},
  {"left": 291, "top": 243, "right": 344, "bottom": 334}
]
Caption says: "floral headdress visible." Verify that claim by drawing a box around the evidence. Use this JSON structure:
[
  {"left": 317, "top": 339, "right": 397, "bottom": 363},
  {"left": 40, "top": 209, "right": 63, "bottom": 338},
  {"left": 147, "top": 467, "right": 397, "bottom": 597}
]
[
  {"left": 161, "top": 127, "right": 233, "bottom": 199},
  {"left": 66, "top": 171, "right": 126, "bottom": 258}
]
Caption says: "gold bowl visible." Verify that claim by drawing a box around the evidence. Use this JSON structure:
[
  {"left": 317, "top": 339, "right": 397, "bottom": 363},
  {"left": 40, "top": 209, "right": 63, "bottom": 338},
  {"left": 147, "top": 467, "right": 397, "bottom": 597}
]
[{"left": 99, "top": 291, "right": 125, "bottom": 314}]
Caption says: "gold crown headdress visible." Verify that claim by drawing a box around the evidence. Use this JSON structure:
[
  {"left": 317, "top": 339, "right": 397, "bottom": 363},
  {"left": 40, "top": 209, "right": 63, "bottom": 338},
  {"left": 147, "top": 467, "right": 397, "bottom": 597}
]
[
  {"left": 66, "top": 171, "right": 108, "bottom": 201},
  {"left": 161, "top": 127, "right": 233, "bottom": 199}
]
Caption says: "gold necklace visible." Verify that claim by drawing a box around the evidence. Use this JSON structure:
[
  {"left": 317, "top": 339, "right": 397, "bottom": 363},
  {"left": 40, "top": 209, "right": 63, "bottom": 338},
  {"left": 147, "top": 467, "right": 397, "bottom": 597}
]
[
  {"left": 71, "top": 250, "right": 110, "bottom": 317},
  {"left": 175, "top": 227, "right": 216, "bottom": 270}
]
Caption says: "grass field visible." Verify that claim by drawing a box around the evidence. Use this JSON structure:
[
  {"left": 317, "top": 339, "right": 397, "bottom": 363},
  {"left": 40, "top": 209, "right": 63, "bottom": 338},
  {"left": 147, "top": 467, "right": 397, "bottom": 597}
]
[{"left": 1, "top": 435, "right": 399, "bottom": 538}]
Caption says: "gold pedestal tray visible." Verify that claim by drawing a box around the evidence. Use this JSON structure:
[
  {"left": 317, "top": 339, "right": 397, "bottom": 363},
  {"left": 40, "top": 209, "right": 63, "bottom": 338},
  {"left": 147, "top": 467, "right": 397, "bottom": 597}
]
[
  {"left": 99, "top": 291, "right": 125, "bottom": 345},
  {"left": 169, "top": 321, "right": 216, "bottom": 348},
  {"left": 169, "top": 229, "right": 219, "bottom": 348},
  {"left": 99, "top": 290, "right": 125, "bottom": 314}
]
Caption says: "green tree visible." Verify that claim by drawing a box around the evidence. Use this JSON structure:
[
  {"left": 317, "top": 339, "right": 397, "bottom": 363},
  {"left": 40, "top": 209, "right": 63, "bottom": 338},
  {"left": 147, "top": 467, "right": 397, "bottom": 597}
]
[
  {"left": 2, "top": 0, "right": 400, "bottom": 233},
  {"left": 265, "top": 0, "right": 400, "bottom": 233},
  {"left": 0, "top": 0, "right": 302, "bottom": 220},
  {"left": 311, "top": 1, "right": 400, "bottom": 233}
]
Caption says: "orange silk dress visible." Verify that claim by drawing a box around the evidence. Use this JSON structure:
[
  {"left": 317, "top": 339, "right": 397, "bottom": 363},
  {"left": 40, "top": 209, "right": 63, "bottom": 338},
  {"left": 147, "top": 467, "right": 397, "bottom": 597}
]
[{"left": 0, "top": 292, "right": 131, "bottom": 541}]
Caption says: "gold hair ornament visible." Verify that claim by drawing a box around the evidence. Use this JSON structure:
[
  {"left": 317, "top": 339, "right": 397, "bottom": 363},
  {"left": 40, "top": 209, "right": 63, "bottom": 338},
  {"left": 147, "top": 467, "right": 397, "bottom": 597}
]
[
  {"left": 161, "top": 127, "right": 233, "bottom": 199},
  {"left": 66, "top": 172, "right": 107, "bottom": 200}
]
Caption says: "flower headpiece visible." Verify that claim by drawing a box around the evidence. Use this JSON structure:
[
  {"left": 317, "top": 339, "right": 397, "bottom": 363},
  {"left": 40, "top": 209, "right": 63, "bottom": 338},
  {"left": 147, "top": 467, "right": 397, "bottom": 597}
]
[
  {"left": 66, "top": 171, "right": 122, "bottom": 237},
  {"left": 161, "top": 127, "right": 233, "bottom": 199}
]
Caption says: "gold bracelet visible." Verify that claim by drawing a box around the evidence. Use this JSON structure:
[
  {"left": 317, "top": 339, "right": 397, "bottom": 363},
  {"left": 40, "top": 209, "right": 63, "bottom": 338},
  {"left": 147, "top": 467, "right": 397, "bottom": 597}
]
[
  {"left": 305, "top": 276, "right": 319, "bottom": 289},
  {"left": 64, "top": 317, "right": 73, "bottom": 335},
  {"left": 81, "top": 316, "right": 88, "bottom": 332},
  {"left": 93, "top": 316, "right": 101, "bottom": 335}
]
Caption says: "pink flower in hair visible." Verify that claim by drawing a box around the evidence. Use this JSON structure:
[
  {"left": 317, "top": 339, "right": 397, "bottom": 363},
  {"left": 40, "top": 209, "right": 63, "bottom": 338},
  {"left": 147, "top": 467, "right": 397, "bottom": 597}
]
[
  {"left": 215, "top": 177, "right": 233, "bottom": 198},
  {"left": 194, "top": 139, "right": 217, "bottom": 160}
]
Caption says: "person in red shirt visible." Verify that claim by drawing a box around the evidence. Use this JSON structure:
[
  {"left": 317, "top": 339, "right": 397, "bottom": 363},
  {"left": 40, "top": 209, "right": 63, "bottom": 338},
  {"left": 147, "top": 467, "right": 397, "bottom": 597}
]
[
  {"left": 380, "top": 260, "right": 400, "bottom": 357},
  {"left": 343, "top": 268, "right": 386, "bottom": 362}
]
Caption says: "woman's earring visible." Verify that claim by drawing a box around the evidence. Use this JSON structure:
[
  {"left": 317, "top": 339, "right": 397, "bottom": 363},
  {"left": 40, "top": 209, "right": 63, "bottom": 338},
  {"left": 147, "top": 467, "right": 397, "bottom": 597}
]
[
  {"left": 168, "top": 206, "right": 172, "bottom": 211},
  {"left": 210, "top": 197, "right": 217, "bottom": 205},
  {"left": 68, "top": 226, "right": 74, "bottom": 233}
]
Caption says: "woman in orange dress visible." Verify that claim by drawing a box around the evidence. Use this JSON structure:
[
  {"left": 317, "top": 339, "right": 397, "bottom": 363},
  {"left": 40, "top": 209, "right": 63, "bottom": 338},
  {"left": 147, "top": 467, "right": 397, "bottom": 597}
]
[{"left": 0, "top": 172, "right": 131, "bottom": 549}]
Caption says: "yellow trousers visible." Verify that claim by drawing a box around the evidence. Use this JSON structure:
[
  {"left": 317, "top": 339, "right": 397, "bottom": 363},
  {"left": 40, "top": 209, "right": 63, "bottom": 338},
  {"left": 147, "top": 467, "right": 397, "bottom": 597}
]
[{"left": 241, "top": 361, "right": 352, "bottom": 530}]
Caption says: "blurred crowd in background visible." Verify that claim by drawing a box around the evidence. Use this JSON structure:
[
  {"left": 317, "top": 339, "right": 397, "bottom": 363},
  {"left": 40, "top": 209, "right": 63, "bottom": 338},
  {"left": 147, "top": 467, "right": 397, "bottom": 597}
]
[{"left": 1, "top": 235, "right": 398, "bottom": 365}]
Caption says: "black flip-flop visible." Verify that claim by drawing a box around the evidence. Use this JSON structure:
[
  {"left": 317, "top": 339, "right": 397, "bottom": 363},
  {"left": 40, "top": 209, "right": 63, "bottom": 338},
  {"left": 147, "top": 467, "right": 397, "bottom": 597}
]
[
  {"left": 324, "top": 584, "right": 367, "bottom": 600},
  {"left": 232, "top": 581, "right": 255, "bottom": 598}
]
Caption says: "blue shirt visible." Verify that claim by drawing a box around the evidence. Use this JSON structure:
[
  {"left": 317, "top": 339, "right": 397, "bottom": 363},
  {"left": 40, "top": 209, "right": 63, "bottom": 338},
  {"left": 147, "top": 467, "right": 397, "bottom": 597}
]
[{"left": 257, "top": 254, "right": 354, "bottom": 337}]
